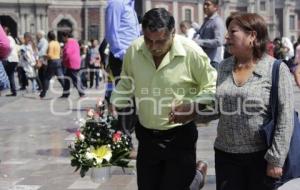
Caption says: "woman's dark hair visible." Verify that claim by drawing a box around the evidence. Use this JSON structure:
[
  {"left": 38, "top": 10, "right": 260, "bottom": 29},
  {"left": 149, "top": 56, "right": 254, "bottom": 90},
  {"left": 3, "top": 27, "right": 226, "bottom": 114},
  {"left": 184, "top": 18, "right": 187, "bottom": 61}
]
[
  {"left": 142, "top": 8, "right": 175, "bottom": 33},
  {"left": 226, "top": 12, "right": 268, "bottom": 59},
  {"left": 47, "top": 31, "right": 56, "bottom": 41}
]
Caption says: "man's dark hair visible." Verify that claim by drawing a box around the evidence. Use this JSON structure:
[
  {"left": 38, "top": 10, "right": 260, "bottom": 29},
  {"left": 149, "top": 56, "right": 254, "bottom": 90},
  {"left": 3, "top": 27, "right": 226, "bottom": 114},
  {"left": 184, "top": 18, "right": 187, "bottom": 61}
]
[
  {"left": 207, "top": 0, "right": 219, "bottom": 5},
  {"left": 142, "top": 8, "right": 175, "bottom": 33},
  {"left": 62, "top": 30, "right": 73, "bottom": 38},
  {"left": 4, "top": 26, "right": 10, "bottom": 35},
  {"left": 47, "top": 31, "right": 56, "bottom": 41}
]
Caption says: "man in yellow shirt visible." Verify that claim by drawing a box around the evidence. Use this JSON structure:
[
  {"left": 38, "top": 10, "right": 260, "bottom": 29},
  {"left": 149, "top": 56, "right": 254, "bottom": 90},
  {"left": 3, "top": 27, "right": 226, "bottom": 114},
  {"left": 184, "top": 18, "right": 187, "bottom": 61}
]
[
  {"left": 111, "top": 8, "right": 217, "bottom": 190},
  {"left": 39, "top": 31, "right": 64, "bottom": 98}
]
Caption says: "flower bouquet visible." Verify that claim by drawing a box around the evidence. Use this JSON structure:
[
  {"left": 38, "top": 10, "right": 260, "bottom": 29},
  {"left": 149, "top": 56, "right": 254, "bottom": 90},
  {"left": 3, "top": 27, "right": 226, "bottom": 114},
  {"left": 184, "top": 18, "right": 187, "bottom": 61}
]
[{"left": 69, "top": 100, "right": 132, "bottom": 178}]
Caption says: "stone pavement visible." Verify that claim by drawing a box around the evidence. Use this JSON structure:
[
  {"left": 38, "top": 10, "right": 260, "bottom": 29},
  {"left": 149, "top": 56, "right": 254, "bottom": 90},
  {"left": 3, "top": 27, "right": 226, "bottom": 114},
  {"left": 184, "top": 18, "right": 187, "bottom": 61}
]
[{"left": 0, "top": 79, "right": 299, "bottom": 190}]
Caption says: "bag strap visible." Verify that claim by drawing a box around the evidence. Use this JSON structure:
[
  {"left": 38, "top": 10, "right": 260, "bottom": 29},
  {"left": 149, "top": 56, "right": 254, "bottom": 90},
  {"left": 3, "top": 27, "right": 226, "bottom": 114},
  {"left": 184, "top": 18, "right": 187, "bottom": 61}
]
[{"left": 270, "top": 59, "right": 281, "bottom": 126}]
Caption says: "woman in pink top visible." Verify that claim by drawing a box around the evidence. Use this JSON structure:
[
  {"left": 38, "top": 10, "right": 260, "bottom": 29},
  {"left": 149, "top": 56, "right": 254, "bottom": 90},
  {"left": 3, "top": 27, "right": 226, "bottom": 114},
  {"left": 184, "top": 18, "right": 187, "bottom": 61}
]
[
  {"left": 0, "top": 24, "right": 11, "bottom": 93},
  {"left": 61, "top": 31, "right": 85, "bottom": 98},
  {"left": 0, "top": 25, "right": 11, "bottom": 59}
]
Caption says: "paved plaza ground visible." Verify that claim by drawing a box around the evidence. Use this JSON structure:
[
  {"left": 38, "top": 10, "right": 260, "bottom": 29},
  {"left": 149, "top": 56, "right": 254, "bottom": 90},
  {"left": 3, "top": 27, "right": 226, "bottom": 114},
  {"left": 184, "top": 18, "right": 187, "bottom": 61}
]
[{"left": 0, "top": 78, "right": 299, "bottom": 190}]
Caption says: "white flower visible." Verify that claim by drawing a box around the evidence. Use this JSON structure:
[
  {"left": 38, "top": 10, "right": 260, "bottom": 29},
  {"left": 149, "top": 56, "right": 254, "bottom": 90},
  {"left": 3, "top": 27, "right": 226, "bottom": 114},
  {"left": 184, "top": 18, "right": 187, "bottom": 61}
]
[
  {"left": 95, "top": 157, "right": 102, "bottom": 164},
  {"left": 69, "top": 142, "right": 75, "bottom": 149},
  {"left": 75, "top": 131, "right": 85, "bottom": 141},
  {"left": 85, "top": 152, "right": 95, "bottom": 160},
  {"left": 79, "top": 118, "right": 86, "bottom": 126},
  {"left": 78, "top": 133, "right": 84, "bottom": 141}
]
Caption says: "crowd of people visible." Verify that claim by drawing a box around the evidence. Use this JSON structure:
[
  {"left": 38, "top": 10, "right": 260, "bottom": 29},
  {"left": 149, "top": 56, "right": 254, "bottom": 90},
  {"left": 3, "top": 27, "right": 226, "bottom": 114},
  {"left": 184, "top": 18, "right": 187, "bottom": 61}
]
[
  {"left": 0, "top": 27, "right": 107, "bottom": 98},
  {"left": 1, "top": 0, "right": 300, "bottom": 189}
]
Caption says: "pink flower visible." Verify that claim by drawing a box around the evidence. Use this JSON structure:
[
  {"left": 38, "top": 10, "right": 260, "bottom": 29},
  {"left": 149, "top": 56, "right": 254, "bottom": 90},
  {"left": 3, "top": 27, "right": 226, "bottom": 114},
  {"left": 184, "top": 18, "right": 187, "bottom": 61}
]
[
  {"left": 75, "top": 130, "right": 85, "bottom": 141},
  {"left": 112, "top": 131, "right": 122, "bottom": 142}
]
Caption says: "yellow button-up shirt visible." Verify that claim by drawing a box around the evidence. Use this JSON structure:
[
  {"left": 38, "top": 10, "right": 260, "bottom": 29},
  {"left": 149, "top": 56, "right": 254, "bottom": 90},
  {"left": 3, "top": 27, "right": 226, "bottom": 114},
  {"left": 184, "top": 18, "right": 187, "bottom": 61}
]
[
  {"left": 111, "top": 35, "right": 217, "bottom": 130},
  {"left": 47, "top": 41, "right": 61, "bottom": 60}
]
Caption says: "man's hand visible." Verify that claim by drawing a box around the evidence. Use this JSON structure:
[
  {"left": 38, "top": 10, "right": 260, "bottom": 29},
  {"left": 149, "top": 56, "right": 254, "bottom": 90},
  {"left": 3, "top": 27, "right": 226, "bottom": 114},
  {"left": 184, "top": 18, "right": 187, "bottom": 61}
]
[
  {"left": 266, "top": 163, "right": 283, "bottom": 179},
  {"left": 169, "top": 103, "right": 197, "bottom": 124}
]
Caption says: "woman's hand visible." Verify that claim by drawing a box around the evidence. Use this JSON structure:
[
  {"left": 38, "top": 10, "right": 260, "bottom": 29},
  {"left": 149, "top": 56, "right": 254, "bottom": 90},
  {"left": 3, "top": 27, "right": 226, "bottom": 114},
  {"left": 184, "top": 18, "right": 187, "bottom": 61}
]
[{"left": 266, "top": 163, "right": 283, "bottom": 179}]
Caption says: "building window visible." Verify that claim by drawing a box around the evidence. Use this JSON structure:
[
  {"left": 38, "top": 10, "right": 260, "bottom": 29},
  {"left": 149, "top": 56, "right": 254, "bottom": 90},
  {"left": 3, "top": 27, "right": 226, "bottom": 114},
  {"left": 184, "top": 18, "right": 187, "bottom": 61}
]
[
  {"left": 289, "top": 15, "right": 295, "bottom": 30},
  {"left": 260, "top": 1, "right": 266, "bottom": 11},
  {"left": 89, "top": 25, "right": 99, "bottom": 40},
  {"left": 185, "top": 9, "right": 192, "bottom": 22}
]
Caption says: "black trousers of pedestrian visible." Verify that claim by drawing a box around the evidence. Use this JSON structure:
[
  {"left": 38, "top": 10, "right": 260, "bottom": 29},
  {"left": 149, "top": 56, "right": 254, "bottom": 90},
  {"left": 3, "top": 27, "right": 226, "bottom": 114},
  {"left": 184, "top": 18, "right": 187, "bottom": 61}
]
[
  {"left": 108, "top": 52, "right": 137, "bottom": 137},
  {"left": 40, "top": 60, "right": 64, "bottom": 97},
  {"left": 17, "top": 66, "right": 28, "bottom": 89},
  {"left": 108, "top": 52, "right": 122, "bottom": 84},
  {"left": 135, "top": 121, "right": 198, "bottom": 190},
  {"left": 215, "top": 148, "right": 276, "bottom": 190},
  {"left": 3, "top": 61, "right": 18, "bottom": 95},
  {"left": 37, "top": 64, "right": 47, "bottom": 90},
  {"left": 62, "top": 68, "right": 85, "bottom": 97}
]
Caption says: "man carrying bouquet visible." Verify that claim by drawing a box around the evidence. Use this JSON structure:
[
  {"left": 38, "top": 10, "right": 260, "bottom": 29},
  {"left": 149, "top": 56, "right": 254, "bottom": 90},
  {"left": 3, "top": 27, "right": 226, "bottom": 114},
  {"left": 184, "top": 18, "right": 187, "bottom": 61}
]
[{"left": 110, "top": 8, "right": 217, "bottom": 190}]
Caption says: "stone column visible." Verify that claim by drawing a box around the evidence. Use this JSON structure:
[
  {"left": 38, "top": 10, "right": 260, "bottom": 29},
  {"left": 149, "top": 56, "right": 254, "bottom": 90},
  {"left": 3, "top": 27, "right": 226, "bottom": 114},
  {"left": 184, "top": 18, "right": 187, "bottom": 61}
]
[
  {"left": 36, "top": 14, "right": 41, "bottom": 31},
  {"left": 100, "top": 4, "right": 106, "bottom": 41},
  {"left": 198, "top": 2, "right": 203, "bottom": 25},
  {"left": 99, "top": 5, "right": 103, "bottom": 40},
  {"left": 283, "top": 3, "right": 289, "bottom": 37},
  {"left": 25, "top": 14, "right": 30, "bottom": 33},
  {"left": 145, "top": 0, "right": 151, "bottom": 12},
  {"left": 20, "top": 14, "right": 25, "bottom": 35},
  {"left": 45, "top": 14, "right": 49, "bottom": 33},
  {"left": 84, "top": 1, "right": 88, "bottom": 41},
  {"left": 269, "top": 0, "right": 276, "bottom": 39},
  {"left": 40, "top": 15, "right": 44, "bottom": 31},
  {"left": 173, "top": 1, "right": 178, "bottom": 32}
]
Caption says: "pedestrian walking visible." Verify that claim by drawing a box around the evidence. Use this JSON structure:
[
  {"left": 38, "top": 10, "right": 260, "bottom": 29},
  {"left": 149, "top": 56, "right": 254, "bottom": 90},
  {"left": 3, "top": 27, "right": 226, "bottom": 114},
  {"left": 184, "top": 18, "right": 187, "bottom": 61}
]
[
  {"left": 110, "top": 8, "right": 217, "bottom": 190},
  {"left": 193, "top": 0, "right": 225, "bottom": 69},
  {"left": 39, "top": 31, "right": 64, "bottom": 98},
  {"left": 2, "top": 27, "right": 19, "bottom": 96},
  {"left": 0, "top": 24, "right": 11, "bottom": 95},
  {"left": 180, "top": 12, "right": 294, "bottom": 190},
  {"left": 19, "top": 32, "right": 38, "bottom": 93},
  {"left": 36, "top": 30, "right": 48, "bottom": 91},
  {"left": 61, "top": 31, "right": 85, "bottom": 98}
]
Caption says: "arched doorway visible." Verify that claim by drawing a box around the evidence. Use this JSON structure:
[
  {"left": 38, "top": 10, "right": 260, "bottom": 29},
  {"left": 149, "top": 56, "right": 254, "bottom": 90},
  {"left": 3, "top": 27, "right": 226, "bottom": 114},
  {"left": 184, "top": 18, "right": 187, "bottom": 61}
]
[
  {"left": 57, "top": 19, "right": 73, "bottom": 42},
  {"left": 0, "top": 16, "right": 17, "bottom": 38}
]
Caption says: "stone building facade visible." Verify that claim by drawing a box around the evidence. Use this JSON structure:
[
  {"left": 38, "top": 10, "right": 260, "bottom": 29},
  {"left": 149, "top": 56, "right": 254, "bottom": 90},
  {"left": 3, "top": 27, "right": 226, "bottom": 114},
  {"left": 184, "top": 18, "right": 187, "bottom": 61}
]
[{"left": 0, "top": 0, "right": 299, "bottom": 43}]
